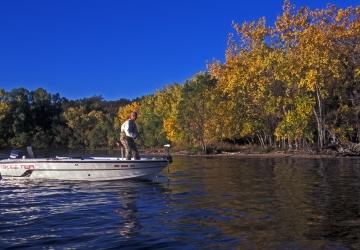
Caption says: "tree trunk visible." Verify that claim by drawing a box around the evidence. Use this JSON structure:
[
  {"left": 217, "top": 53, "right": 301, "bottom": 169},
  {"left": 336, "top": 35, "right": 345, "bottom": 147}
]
[
  {"left": 257, "top": 134, "right": 265, "bottom": 149},
  {"left": 314, "top": 87, "right": 325, "bottom": 148}
]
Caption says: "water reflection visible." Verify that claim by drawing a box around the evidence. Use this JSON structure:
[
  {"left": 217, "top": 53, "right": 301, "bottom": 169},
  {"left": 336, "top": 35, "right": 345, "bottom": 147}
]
[
  {"left": 0, "top": 178, "right": 172, "bottom": 249},
  {"left": 2, "top": 156, "right": 360, "bottom": 249},
  {"left": 115, "top": 187, "right": 152, "bottom": 238},
  {"left": 166, "top": 156, "right": 360, "bottom": 249}
]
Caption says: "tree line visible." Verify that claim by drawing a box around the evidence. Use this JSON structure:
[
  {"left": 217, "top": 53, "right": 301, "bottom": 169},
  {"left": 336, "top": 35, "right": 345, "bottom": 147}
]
[
  {"left": 1, "top": 1, "right": 360, "bottom": 152},
  {"left": 0, "top": 88, "right": 130, "bottom": 149},
  {"left": 119, "top": 1, "right": 360, "bottom": 152}
]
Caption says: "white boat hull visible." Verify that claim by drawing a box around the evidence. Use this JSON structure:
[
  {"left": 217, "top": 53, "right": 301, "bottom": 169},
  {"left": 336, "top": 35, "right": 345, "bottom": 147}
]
[{"left": 0, "top": 157, "right": 169, "bottom": 181}]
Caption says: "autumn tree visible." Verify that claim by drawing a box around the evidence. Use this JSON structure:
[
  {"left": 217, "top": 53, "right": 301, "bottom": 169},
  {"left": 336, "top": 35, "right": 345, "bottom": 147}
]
[
  {"left": 211, "top": 0, "right": 360, "bottom": 150},
  {"left": 176, "top": 73, "right": 218, "bottom": 152},
  {"left": 154, "top": 84, "right": 183, "bottom": 145}
]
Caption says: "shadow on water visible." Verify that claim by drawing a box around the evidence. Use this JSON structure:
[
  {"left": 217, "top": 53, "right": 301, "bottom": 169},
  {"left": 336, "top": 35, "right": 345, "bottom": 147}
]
[{"left": 2, "top": 155, "right": 360, "bottom": 249}]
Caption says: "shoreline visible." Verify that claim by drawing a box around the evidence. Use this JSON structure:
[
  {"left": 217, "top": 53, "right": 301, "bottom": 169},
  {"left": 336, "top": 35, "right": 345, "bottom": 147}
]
[
  {"left": 174, "top": 151, "right": 337, "bottom": 159},
  {"left": 156, "top": 150, "right": 360, "bottom": 159},
  {"left": 1, "top": 148, "right": 358, "bottom": 160}
]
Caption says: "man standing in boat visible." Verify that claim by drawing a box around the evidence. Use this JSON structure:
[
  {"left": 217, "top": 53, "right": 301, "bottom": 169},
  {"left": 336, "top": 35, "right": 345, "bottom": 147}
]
[{"left": 120, "top": 111, "right": 140, "bottom": 160}]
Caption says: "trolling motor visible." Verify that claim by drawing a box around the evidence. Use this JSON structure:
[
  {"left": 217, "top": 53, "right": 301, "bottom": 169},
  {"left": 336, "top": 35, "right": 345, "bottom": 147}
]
[{"left": 164, "top": 144, "right": 172, "bottom": 163}]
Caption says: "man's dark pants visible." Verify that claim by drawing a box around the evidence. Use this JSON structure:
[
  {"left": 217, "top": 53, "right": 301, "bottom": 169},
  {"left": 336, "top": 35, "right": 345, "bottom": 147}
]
[{"left": 120, "top": 132, "right": 140, "bottom": 160}]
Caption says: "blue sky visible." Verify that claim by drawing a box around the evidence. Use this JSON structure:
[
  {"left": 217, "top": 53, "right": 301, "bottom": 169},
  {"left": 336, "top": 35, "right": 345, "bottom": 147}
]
[{"left": 0, "top": 0, "right": 358, "bottom": 100}]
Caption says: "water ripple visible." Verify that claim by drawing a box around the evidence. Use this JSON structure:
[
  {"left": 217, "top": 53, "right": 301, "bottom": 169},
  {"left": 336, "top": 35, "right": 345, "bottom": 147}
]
[{"left": 1, "top": 156, "right": 360, "bottom": 249}]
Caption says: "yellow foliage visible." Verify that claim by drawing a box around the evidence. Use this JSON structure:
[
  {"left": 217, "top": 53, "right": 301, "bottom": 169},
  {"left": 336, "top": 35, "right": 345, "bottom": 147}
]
[
  {"left": 63, "top": 106, "right": 85, "bottom": 129},
  {"left": 117, "top": 102, "right": 140, "bottom": 124},
  {"left": 209, "top": 1, "right": 360, "bottom": 146},
  {"left": 336, "top": 9, "right": 345, "bottom": 22},
  {"left": 63, "top": 106, "right": 107, "bottom": 130},
  {"left": 355, "top": 68, "right": 360, "bottom": 78},
  {"left": 111, "top": 2, "right": 360, "bottom": 148},
  {"left": 154, "top": 85, "right": 182, "bottom": 119},
  {"left": 274, "top": 96, "right": 315, "bottom": 141},
  {"left": 163, "top": 118, "right": 179, "bottom": 142},
  {"left": 88, "top": 110, "right": 105, "bottom": 121},
  {"left": 240, "top": 122, "right": 255, "bottom": 137},
  {"left": 153, "top": 85, "right": 183, "bottom": 142},
  {"left": 0, "top": 101, "right": 9, "bottom": 120}
]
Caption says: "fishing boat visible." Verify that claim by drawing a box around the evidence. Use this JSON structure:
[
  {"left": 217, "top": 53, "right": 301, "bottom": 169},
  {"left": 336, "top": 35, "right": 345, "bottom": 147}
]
[{"left": 0, "top": 146, "right": 172, "bottom": 181}]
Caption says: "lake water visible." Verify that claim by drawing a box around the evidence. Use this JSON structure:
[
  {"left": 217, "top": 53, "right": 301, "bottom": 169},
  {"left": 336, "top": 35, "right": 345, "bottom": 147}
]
[{"left": 1, "top": 155, "right": 360, "bottom": 249}]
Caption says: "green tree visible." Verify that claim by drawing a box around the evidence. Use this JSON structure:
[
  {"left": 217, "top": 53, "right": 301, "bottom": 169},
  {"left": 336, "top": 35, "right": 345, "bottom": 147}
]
[
  {"left": 137, "top": 95, "right": 167, "bottom": 148},
  {"left": 177, "top": 73, "right": 217, "bottom": 152}
]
